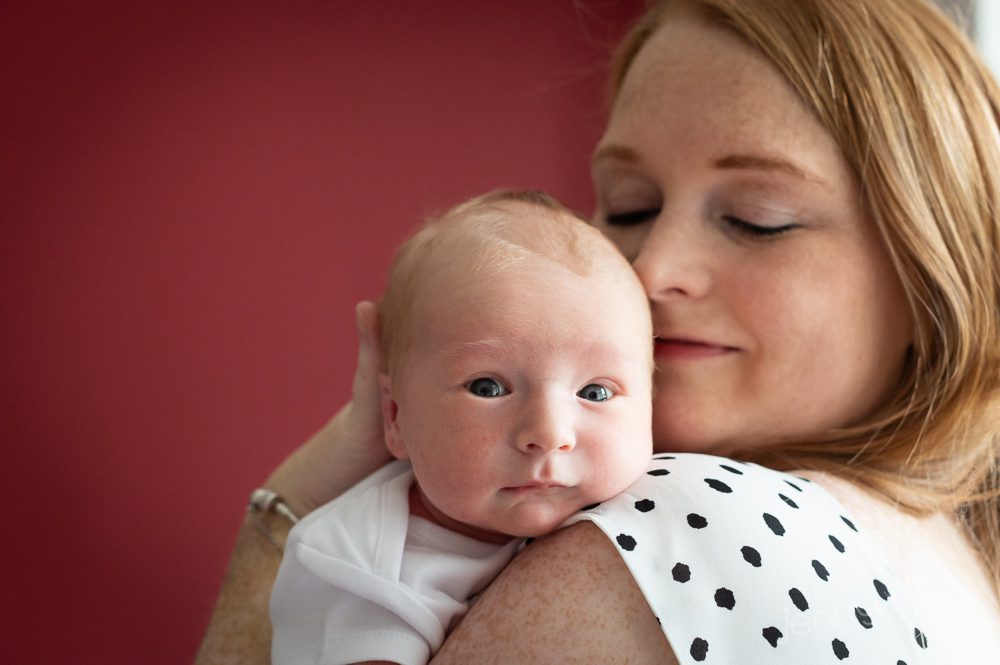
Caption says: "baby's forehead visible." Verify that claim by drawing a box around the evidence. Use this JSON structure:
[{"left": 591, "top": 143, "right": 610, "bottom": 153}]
[
  {"left": 428, "top": 201, "right": 622, "bottom": 275},
  {"left": 422, "top": 237, "right": 629, "bottom": 304},
  {"left": 413, "top": 204, "right": 645, "bottom": 315},
  {"left": 416, "top": 255, "right": 649, "bottom": 341}
]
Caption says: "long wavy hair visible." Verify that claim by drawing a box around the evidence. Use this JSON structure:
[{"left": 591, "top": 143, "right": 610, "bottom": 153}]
[{"left": 611, "top": 0, "right": 1000, "bottom": 592}]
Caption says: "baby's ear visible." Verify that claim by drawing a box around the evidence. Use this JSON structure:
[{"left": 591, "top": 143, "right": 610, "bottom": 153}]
[{"left": 379, "top": 373, "right": 408, "bottom": 460}]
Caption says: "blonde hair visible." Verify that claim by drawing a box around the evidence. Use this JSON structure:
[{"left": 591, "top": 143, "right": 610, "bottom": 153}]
[
  {"left": 613, "top": 0, "right": 1000, "bottom": 591},
  {"left": 379, "top": 190, "right": 645, "bottom": 378}
]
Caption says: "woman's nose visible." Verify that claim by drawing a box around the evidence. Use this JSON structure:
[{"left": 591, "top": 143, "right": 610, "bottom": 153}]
[
  {"left": 515, "top": 394, "right": 575, "bottom": 454},
  {"left": 630, "top": 215, "right": 713, "bottom": 301}
]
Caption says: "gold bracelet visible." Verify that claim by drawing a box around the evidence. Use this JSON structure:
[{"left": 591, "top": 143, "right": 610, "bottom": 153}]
[{"left": 248, "top": 488, "right": 299, "bottom": 553}]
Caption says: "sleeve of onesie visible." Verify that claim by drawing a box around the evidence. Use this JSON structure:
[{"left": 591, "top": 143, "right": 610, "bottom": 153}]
[
  {"left": 269, "top": 541, "right": 432, "bottom": 665},
  {"left": 269, "top": 460, "right": 440, "bottom": 665},
  {"left": 562, "top": 453, "right": 935, "bottom": 665}
]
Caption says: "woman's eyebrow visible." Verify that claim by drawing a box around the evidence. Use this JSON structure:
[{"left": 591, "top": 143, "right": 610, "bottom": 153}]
[
  {"left": 713, "top": 154, "right": 828, "bottom": 187},
  {"left": 593, "top": 146, "right": 827, "bottom": 189},
  {"left": 591, "top": 144, "right": 640, "bottom": 166}
]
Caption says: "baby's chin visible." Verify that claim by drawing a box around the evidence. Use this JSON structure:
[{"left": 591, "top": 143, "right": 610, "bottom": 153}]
[{"left": 485, "top": 502, "right": 592, "bottom": 539}]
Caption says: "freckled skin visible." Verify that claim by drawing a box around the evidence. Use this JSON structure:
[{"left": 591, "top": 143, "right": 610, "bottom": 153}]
[{"left": 432, "top": 523, "right": 676, "bottom": 664}]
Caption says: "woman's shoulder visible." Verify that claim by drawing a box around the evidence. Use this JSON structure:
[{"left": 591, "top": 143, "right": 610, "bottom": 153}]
[
  {"left": 795, "top": 468, "right": 1000, "bottom": 662},
  {"left": 566, "top": 452, "right": 846, "bottom": 550},
  {"left": 436, "top": 454, "right": 996, "bottom": 663},
  {"left": 561, "top": 453, "right": 936, "bottom": 663}
]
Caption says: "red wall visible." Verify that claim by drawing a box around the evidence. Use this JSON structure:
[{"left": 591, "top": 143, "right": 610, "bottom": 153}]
[{"left": 1, "top": 1, "right": 642, "bottom": 663}]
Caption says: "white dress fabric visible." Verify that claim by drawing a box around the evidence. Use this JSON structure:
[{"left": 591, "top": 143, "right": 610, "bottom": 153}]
[
  {"left": 564, "top": 453, "right": 935, "bottom": 664},
  {"left": 269, "top": 460, "right": 521, "bottom": 665}
]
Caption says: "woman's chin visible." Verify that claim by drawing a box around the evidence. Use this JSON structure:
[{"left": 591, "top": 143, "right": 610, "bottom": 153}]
[{"left": 652, "top": 429, "right": 739, "bottom": 457}]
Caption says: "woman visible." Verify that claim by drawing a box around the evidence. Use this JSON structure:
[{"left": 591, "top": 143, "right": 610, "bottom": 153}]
[{"left": 196, "top": 0, "right": 1000, "bottom": 663}]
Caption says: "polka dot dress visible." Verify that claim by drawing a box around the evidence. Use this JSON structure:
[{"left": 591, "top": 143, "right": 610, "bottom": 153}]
[{"left": 563, "top": 453, "right": 933, "bottom": 664}]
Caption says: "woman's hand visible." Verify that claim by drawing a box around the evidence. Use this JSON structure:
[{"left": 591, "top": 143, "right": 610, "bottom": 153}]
[{"left": 264, "top": 300, "right": 392, "bottom": 517}]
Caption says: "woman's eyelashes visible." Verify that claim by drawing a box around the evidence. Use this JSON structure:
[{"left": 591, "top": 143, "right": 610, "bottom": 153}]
[
  {"left": 603, "top": 208, "right": 660, "bottom": 227},
  {"left": 602, "top": 208, "right": 799, "bottom": 238},
  {"left": 723, "top": 215, "right": 799, "bottom": 238}
]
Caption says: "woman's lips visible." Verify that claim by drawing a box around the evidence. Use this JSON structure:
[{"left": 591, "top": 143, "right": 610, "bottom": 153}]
[{"left": 655, "top": 337, "right": 738, "bottom": 359}]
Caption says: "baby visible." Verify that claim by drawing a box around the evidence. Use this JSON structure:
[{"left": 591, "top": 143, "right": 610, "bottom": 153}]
[{"left": 270, "top": 190, "right": 654, "bottom": 665}]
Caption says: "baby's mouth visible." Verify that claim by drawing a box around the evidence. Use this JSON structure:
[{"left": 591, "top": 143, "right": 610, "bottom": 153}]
[{"left": 502, "top": 482, "right": 569, "bottom": 494}]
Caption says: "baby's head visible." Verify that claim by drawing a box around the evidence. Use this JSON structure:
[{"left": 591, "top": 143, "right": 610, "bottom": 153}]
[{"left": 379, "top": 190, "right": 653, "bottom": 542}]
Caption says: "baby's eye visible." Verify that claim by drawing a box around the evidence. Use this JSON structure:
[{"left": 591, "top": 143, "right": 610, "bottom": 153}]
[
  {"left": 577, "top": 384, "right": 612, "bottom": 402},
  {"left": 467, "top": 377, "right": 508, "bottom": 398}
]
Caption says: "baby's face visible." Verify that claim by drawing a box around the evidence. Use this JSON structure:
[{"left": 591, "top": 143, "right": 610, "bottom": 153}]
[{"left": 383, "top": 251, "right": 653, "bottom": 542}]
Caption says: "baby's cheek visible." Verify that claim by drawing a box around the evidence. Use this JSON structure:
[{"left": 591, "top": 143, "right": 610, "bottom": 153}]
[
  {"left": 424, "top": 458, "right": 494, "bottom": 506},
  {"left": 611, "top": 441, "right": 653, "bottom": 493},
  {"left": 584, "top": 454, "right": 639, "bottom": 504}
]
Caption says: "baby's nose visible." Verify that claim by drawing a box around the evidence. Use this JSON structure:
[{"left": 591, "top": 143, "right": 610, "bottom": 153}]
[{"left": 515, "top": 395, "right": 575, "bottom": 454}]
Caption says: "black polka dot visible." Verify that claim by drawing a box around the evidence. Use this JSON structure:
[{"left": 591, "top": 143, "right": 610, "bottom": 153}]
[
  {"left": 914, "top": 628, "right": 928, "bottom": 649},
  {"left": 874, "top": 578, "right": 891, "bottom": 600},
  {"left": 714, "top": 587, "right": 735, "bottom": 610},
  {"left": 789, "top": 588, "right": 809, "bottom": 611},
  {"left": 580, "top": 502, "right": 601, "bottom": 511},
  {"left": 795, "top": 475, "right": 812, "bottom": 483},
  {"left": 784, "top": 479, "right": 803, "bottom": 492},
  {"left": 687, "top": 513, "right": 708, "bottom": 529},
  {"left": 634, "top": 498, "right": 655, "bottom": 512},
  {"left": 647, "top": 468, "right": 670, "bottom": 476},
  {"left": 763, "top": 512, "right": 785, "bottom": 536},
  {"left": 762, "top": 626, "right": 783, "bottom": 648},
  {"left": 854, "top": 607, "right": 872, "bottom": 629},
  {"left": 720, "top": 464, "right": 744, "bottom": 475},
  {"left": 832, "top": 638, "right": 849, "bottom": 660},
  {"left": 672, "top": 562, "right": 691, "bottom": 583},
  {"left": 778, "top": 493, "right": 798, "bottom": 509},
  {"left": 829, "top": 534, "right": 845, "bottom": 553},
  {"left": 653, "top": 455, "right": 676, "bottom": 460},
  {"left": 690, "top": 637, "right": 708, "bottom": 661},
  {"left": 897, "top": 661, "right": 907, "bottom": 665},
  {"left": 812, "top": 559, "right": 830, "bottom": 581},
  {"left": 704, "top": 478, "right": 733, "bottom": 493},
  {"left": 616, "top": 533, "right": 636, "bottom": 551},
  {"left": 841, "top": 515, "right": 858, "bottom": 532},
  {"left": 741, "top": 545, "right": 762, "bottom": 567}
]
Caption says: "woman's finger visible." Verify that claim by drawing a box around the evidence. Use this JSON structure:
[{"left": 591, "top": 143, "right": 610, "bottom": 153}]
[{"left": 350, "top": 300, "right": 383, "bottom": 439}]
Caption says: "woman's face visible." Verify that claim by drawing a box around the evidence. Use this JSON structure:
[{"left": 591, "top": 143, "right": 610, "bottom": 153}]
[{"left": 591, "top": 5, "right": 913, "bottom": 454}]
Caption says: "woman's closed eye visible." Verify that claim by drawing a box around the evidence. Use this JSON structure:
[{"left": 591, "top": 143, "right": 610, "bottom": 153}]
[
  {"left": 603, "top": 208, "right": 660, "bottom": 227},
  {"left": 724, "top": 215, "right": 799, "bottom": 238},
  {"left": 467, "top": 377, "right": 508, "bottom": 398}
]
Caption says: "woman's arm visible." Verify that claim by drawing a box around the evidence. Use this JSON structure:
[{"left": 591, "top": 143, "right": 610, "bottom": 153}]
[
  {"left": 431, "top": 522, "right": 679, "bottom": 664},
  {"left": 194, "top": 303, "right": 390, "bottom": 665},
  {"left": 193, "top": 512, "right": 285, "bottom": 665}
]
